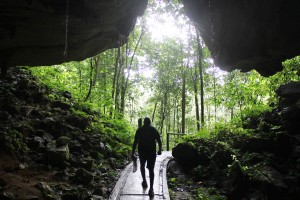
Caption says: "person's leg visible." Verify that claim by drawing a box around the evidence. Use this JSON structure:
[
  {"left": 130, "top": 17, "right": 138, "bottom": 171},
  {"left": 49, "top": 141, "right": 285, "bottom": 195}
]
[
  {"left": 146, "top": 156, "right": 156, "bottom": 197},
  {"left": 139, "top": 156, "right": 148, "bottom": 187},
  {"left": 149, "top": 167, "right": 154, "bottom": 190}
]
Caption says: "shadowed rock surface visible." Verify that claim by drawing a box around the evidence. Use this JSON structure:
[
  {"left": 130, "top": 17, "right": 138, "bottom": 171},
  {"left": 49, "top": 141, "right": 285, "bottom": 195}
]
[
  {"left": 0, "top": 67, "right": 131, "bottom": 199},
  {"left": 0, "top": 0, "right": 147, "bottom": 67},
  {"left": 182, "top": 0, "right": 300, "bottom": 76}
]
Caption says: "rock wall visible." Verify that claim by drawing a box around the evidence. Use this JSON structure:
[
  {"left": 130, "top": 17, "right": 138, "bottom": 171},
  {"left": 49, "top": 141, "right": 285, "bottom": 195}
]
[
  {"left": 182, "top": 0, "right": 300, "bottom": 76},
  {"left": 0, "top": 67, "right": 130, "bottom": 199},
  {"left": 0, "top": 0, "right": 147, "bottom": 67}
]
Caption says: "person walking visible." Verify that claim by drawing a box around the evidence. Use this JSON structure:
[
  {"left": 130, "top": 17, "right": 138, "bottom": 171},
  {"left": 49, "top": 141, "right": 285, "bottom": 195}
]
[{"left": 131, "top": 117, "right": 162, "bottom": 197}]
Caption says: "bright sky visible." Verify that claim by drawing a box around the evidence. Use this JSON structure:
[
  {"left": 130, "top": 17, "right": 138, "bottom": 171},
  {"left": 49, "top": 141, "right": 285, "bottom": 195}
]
[
  {"left": 133, "top": 1, "right": 227, "bottom": 84},
  {"left": 145, "top": 2, "right": 190, "bottom": 42},
  {"left": 133, "top": 1, "right": 193, "bottom": 79},
  {"left": 146, "top": 14, "right": 184, "bottom": 41}
]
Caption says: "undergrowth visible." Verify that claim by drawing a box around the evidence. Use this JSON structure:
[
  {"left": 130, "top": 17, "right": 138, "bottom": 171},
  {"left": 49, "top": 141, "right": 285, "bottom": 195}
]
[{"left": 30, "top": 66, "right": 135, "bottom": 159}]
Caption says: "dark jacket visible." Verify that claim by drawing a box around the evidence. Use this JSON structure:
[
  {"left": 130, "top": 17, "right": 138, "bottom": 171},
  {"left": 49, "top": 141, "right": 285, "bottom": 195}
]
[{"left": 134, "top": 125, "right": 161, "bottom": 157}]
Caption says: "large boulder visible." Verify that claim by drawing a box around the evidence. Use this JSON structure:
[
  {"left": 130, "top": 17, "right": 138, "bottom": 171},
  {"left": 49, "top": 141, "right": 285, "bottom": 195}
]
[
  {"left": 276, "top": 81, "right": 300, "bottom": 99},
  {"left": 172, "top": 142, "right": 210, "bottom": 170}
]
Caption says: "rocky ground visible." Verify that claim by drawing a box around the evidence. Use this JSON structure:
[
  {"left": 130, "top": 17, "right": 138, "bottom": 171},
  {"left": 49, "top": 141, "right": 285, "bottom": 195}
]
[
  {"left": 168, "top": 81, "right": 300, "bottom": 200},
  {"left": 0, "top": 67, "right": 130, "bottom": 200}
]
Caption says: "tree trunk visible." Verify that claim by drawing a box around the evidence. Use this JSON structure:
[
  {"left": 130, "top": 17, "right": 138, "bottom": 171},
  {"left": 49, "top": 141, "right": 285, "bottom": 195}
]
[
  {"left": 160, "top": 92, "right": 168, "bottom": 135},
  {"left": 120, "top": 30, "right": 144, "bottom": 114},
  {"left": 114, "top": 47, "right": 124, "bottom": 115},
  {"left": 120, "top": 42, "right": 129, "bottom": 115},
  {"left": 173, "top": 100, "right": 176, "bottom": 133},
  {"left": 152, "top": 99, "right": 158, "bottom": 124},
  {"left": 196, "top": 31, "right": 205, "bottom": 125},
  {"left": 93, "top": 56, "right": 100, "bottom": 86},
  {"left": 213, "top": 66, "right": 217, "bottom": 123},
  {"left": 181, "top": 64, "right": 186, "bottom": 134},
  {"left": 100, "top": 52, "right": 111, "bottom": 115},
  {"left": 176, "top": 105, "right": 180, "bottom": 133},
  {"left": 110, "top": 47, "right": 120, "bottom": 117},
  {"left": 78, "top": 67, "right": 82, "bottom": 94},
  {"left": 159, "top": 100, "right": 164, "bottom": 134},
  {"left": 193, "top": 65, "right": 200, "bottom": 131},
  {"left": 84, "top": 58, "right": 94, "bottom": 102},
  {"left": 206, "top": 105, "right": 210, "bottom": 130}
]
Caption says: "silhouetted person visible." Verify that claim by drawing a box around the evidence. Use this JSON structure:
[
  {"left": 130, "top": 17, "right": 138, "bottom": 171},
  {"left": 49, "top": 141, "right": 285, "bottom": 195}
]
[{"left": 132, "top": 117, "right": 162, "bottom": 198}]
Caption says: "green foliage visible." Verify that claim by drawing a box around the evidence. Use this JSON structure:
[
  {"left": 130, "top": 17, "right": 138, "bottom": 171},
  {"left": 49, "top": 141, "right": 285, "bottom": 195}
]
[
  {"left": 180, "top": 118, "right": 255, "bottom": 147},
  {"left": 47, "top": 93, "right": 60, "bottom": 101},
  {"left": 241, "top": 104, "right": 271, "bottom": 119},
  {"left": 30, "top": 66, "right": 69, "bottom": 92},
  {"left": 91, "top": 116, "right": 134, "bottom": 158},
  {"left": 29, "top": 56, "right": 115, "bottom": 117},
  {"left": 168, "top": 177, "right": 178, "bottom": 188},
  {"left": 213, "top": 121, "right": 253, "bottom": 136},
  {"left": 194, "top": 187, "right": 227, "bottom": 200},
  {"left": 70, "top": 107, "right": 89, "bottom": 118},
  {"left": 8, "top": 130, "right": 28, "bottom": 152},
  {"left": 179, "top": 127, "right": 211, "bottom": 144},
  {"left": 227, "top": 155, "right": 249, "bottom": 174}
]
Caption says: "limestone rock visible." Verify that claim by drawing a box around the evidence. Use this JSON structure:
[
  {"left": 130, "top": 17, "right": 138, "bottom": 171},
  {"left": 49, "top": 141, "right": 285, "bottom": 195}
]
[
  {"left": 0, "top": 0, "right": 147, "bottom": 68},
  {"left": 0, "top": 192, "right": 14, "bottom": 200},
  {"left": 182, "top": 0, "right": 300, "bottom": 76},
  {"left": 252, "top": 166, "right": 289, "bottom": 197},
  {"left": 172, "top": 143, "right": 202, "bottom": 169},
  {"left": 1, "top": 1, "right": 300, "bottom": 76},
  {"left": 73, "top": 168, "right": 94, "bottom": 185},
  {"left": 56, "top": 136, "right": 71, "bottom": 147},
  {"left": 61, "top": 187, "right": 89, "bottom": 200},
  {"left": 47, "top": 143, "right": 69, "bottom": 168},
  {"left": 276, "top": 81, "right": 300, "bottom": 99}
]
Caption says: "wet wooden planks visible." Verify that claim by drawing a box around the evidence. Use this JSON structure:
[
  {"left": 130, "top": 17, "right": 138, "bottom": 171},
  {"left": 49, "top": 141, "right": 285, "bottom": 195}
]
[{"left": 109, "top": 151, "right": 172, "bottom": 200}]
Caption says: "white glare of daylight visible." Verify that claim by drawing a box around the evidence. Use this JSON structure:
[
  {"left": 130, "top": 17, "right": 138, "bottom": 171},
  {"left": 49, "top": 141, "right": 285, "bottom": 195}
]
[
  {"left": 145, "top": 2, "right": 190, "bottom": 42},
  {"left": 139, "top": 67, "right": 154, "bottom": 78},
  {"left": 135, "top": 55, "right": 155, "bottom": 79},
  {"left": 205, "top": 58, "right": 228, "bottom": 86},
  {"left": 125, "top": 67, "right": 154, "bottom": 80}
]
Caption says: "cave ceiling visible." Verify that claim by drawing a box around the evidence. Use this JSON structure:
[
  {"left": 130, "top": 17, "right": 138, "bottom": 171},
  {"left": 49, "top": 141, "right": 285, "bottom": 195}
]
[
  {"left": 1, "top": 0, "right": 300, "bottom": 76},
  {"left": 0, "top": 0, "right": 147, "bottom": 67},
  {"left": 183, "top": 0, "right": 300, "bottom": 76}
]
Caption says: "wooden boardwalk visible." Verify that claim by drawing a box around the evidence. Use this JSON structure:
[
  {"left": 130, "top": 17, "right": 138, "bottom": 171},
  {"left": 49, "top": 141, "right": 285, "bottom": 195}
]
[{"left": 109, "top": 151, "right": 172, "bottom": 200}]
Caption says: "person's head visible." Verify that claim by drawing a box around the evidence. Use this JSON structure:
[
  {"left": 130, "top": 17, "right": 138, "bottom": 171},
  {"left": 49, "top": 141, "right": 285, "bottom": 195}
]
[{"left": 143, "top": 117, "right": 151, "bottom": 126}]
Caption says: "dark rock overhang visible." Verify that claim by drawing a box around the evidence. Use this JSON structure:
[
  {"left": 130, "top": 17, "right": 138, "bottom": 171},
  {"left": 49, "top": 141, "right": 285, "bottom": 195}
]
[
  {"left": 1, "top": 0, "right": 300, "bottom": 76},
  {"left": 182, "top": 0, "right": 300, "bottom": 76},
  {"left": 0, "top": 0, "right": 147, "bottom": 67}
]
